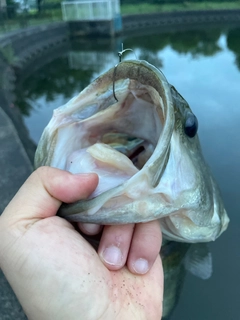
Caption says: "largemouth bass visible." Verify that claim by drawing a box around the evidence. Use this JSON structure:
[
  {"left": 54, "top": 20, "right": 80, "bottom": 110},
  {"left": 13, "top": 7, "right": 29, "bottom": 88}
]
[{"left": 35, "top": 60, "right": 229, "bottom": 243}]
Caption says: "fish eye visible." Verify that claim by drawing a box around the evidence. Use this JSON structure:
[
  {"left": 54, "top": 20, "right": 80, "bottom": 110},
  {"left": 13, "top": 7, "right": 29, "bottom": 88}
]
[{"left": 184, "top": 113, "right": 198, "bottom": 138}]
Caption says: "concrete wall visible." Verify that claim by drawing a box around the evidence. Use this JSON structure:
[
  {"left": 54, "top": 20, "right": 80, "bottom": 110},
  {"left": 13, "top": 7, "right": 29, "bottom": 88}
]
[
  {"left": 66, "top": 9, "right": 240, "bottom": 37},
  {"left": 0, "top": 22, "right": 69, "bottom": 76},
  {"left": 122, "top": 9, "right": 240, "bottom": 33},
  {"left": 68, "top": 19, "right": 116, "bottom": 37},
  {"left": 0, "top": 21, "right": 70, "bottom": 161}
]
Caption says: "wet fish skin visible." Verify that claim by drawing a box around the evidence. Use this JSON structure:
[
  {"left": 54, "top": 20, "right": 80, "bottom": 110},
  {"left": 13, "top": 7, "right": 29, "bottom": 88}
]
[{"left": 35, "top": 60, "right": 229, "bottom": 243}]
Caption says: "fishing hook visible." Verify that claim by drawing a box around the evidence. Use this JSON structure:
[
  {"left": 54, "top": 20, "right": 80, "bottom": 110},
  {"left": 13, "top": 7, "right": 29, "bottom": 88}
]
[{"left": 113, "top": 43, "right": 137, "bottom": 102}]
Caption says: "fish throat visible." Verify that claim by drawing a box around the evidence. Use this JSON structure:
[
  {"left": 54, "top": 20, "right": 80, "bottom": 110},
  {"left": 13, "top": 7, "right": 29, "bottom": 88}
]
[{"left": 51, "top": 61, "right": 172, "bottom": 199}]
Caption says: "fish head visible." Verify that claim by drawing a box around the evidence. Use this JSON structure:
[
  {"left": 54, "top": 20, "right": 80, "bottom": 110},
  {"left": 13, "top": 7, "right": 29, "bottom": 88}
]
[{"left": 35, "top": 60, "right": 229, "bottom": 243}]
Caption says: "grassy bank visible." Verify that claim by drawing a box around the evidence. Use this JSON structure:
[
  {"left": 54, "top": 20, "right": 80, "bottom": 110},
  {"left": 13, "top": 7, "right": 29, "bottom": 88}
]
[{"left": 121, "top": 1, "right": 240, "bottom": 15}]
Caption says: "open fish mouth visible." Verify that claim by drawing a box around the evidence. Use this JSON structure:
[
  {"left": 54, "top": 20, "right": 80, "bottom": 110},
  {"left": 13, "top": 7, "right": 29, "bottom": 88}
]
[
  {"left": 64, "top": 74, "right": 166, "bottom": 197},
  {"left": 35, "top": 60, "right": 229, "bottom": 243}
]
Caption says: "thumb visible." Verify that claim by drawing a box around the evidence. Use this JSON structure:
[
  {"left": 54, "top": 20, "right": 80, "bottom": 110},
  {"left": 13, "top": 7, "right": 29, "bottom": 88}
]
[{"left": 1, "top": 166, "right": 99, "bottom": 221}]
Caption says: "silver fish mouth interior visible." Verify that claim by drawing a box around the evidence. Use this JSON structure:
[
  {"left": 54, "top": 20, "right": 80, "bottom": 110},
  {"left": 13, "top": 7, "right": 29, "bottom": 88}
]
[{"left": 54, "top": 78, "right": 165, "bottom": 198}]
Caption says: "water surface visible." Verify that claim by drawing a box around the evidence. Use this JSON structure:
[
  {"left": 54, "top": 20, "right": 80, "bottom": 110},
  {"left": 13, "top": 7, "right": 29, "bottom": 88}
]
[{"left": 15, "top": 25, "right": 240, "bottom": 320}]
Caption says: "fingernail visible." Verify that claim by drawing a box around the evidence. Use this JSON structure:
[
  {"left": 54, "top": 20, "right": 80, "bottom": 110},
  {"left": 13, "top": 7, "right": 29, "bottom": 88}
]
[
  {"left": 81, "top": 223, "right": 101, "bottom": 234},
  {"left": 133, "top": 258, "right": 149, "bottom": 274},
  {"left": 102, "top": 246, "right": 123, "bottom": 266}
]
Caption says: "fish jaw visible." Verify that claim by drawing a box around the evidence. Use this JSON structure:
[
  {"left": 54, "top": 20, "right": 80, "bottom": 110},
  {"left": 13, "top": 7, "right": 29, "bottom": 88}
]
[
  {"left": 35, "top": 60, "right": 229, "bottom": 243},
  {"left": 35, "top": 59, "right": 174, "bottom": 208}
]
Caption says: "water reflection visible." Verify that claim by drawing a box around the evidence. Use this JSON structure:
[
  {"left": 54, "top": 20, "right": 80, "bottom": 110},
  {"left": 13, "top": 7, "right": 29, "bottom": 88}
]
[
  {"left": 124, "top": 28, "right": 222, "bottom": 57},
  {"left": 15, "top": 26, "right": 240, "bottom": 127},
  {"left": 15, "top": 56, "right": 94, "bottom": 116},
  {"left": 227, "top": 27, "right": 240, "bottom": 69},
  {"left": 161, "top": 242, "right": 212, "bottom": 319},
  {"left": 13, "top": 24, "right": 240, "bottom": 320},
  {"left": 15, "top": 25, "right": 240, "bottom": 145}
]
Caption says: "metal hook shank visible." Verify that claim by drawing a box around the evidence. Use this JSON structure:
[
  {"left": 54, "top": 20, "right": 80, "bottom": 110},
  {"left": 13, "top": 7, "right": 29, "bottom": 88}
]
[{"left": 113, "top": 44, "right": 137, "bottom": 102}]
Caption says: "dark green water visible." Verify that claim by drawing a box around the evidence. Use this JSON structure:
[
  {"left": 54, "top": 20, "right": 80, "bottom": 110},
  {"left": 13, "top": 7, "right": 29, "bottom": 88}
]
[{"left": 16, "top": 25, "right": 240, "bottom": 320}]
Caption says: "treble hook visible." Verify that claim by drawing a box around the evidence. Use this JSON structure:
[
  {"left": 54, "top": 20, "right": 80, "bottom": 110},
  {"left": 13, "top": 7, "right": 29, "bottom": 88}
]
[{"left": 113, "top": 43, "right": 137, "bottom": 102}]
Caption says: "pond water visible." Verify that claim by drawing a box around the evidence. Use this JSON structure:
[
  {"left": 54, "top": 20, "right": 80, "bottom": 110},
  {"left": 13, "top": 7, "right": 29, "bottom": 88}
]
[{"left": 15, "top": 24, "right": 240, "bottom": 320}]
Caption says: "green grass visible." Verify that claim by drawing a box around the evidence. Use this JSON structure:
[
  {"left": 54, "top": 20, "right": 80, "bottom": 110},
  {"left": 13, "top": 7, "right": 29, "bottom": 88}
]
[
  {"left": 0, "top": 11, "right": 62, "bottom": 34},
  {"left": 121, "top": 1, "right": 240, "bottom": 15}
]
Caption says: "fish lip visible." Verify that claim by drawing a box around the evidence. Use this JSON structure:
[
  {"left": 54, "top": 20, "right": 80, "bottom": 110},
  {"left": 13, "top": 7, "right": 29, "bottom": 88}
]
[{"left": 56, "top": 60, "right": 176, "bottom": 218}]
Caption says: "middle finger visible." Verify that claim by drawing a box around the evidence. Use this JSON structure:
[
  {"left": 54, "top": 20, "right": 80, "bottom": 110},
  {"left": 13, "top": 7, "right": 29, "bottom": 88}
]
[{"left": 98, "top": 224, "right": 135, "bottom": 270}]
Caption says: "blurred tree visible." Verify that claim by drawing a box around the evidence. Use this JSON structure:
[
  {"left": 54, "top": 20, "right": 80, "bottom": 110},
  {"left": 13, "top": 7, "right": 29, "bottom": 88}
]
[
  {"left": 227, "top": 28, "right": 240, "bottom": 70},
  {"left": 6, "top": 0, "right": 17, "bottom": 18},
  {"left": 37, "top": 0, "right": 42, "bottom": 12}
]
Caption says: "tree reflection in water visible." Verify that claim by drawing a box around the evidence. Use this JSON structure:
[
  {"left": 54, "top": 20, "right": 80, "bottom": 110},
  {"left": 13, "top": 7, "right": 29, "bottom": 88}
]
[
  {"left": 15, "top": 56, "right": 94, "bottom": 116},
  {"left": 227, "top": 27, "right": 240, "bottom": 70},
  {"left": 16, "top": 26, "right": 240, "bottom": 117}
]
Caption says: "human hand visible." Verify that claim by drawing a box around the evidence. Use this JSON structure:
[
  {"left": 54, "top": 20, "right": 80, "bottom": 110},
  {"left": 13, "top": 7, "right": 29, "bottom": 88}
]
[{"left": 0, "top": 167, "right": 163, "bottom": 320}]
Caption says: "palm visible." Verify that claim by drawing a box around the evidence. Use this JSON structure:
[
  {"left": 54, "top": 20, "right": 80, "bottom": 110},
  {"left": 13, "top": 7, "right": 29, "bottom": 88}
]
[
  {"left": 1, "top": 169, "right": 163, "bottom": 320},
  {"left": 12, "top": 216, "right": 162, "bottom": 320}
]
